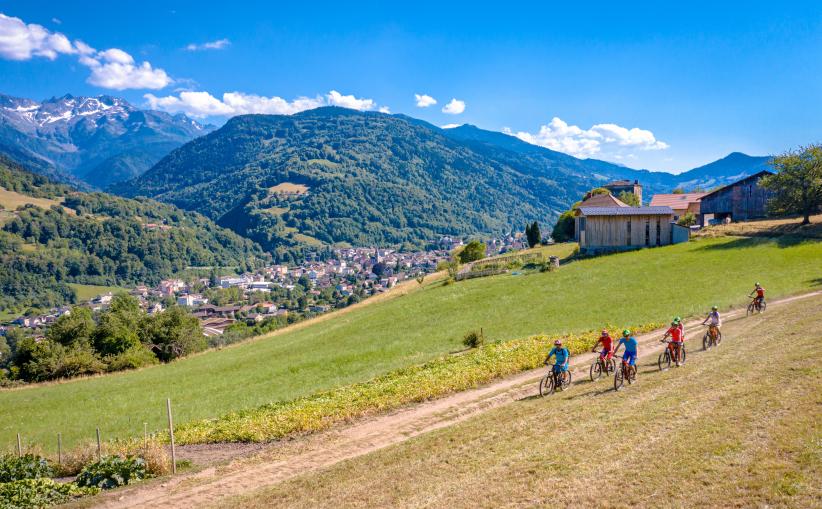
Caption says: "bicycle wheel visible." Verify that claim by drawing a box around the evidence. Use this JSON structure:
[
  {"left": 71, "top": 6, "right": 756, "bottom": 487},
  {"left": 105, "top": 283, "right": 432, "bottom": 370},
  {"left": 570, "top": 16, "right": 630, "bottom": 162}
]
[
  {"left": 561, "top": 370, "right": 572, "bottom": 390},
  {"left": 627, "top": 365, "right": 637, "bottom": 384},
  {"left": 606, "top": 358, "right": 616, "bottom": 374},
  {"left": 747, "top": 303, "right": 754, "bottom": 316},
  {"left": 702, "top": 333, "right": 711, "bottom": 351},
  {"left": 658, "top": 350, "right": 671, "bottom": 371},
  {"left": 715, "top": 330, "right": 722, "bottom": 346},
  {"left": 590, "top": 361, "right": 603, "bottom": 381},
  {"left": 614, "top": 367, "right": 624, "bottom": 391},
  {"left": 539, "top": 373, "right": 555, "bottom": 396},
  {"left": 680, "top": 345, "right": 687, "bottom": 364},
  {"left": 760, "top": 301, "right": 766, "bottom": 313}
]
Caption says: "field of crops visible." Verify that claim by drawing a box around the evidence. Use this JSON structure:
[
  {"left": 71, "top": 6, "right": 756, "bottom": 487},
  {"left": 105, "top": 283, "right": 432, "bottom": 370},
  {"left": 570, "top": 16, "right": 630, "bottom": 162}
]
[{"left": 2, "top": 235, "right": 821, "bottom": 452}]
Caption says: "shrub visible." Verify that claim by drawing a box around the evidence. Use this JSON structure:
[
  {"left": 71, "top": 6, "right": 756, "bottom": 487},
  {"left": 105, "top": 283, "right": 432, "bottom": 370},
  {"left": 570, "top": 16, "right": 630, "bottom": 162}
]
[
  {"left": 677, "top": 212, "right": 697, "bottom": 227},
  {"left": 0, "top": 478, "right": 98, "bottom": 508},
  {"left": 0, "top": 454, "right": 53, "bottom": 483},
  {"left": 75, "top": 456, "right": 149, "bottom": 490},
  {"left": 458, "top": 240, "right": 486, "bottom": 263},
  {"left": 462, "top": 330, "right": 485, "bottom": 349},
  {"left": 105, "top": 346, "right": 158, "bottom": 372}
]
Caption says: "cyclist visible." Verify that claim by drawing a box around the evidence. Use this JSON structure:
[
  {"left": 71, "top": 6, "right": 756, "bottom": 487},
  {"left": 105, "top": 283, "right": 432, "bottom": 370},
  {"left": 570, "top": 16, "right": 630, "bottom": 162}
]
[
  {"left": 673, "top": 316, "right": 685, "bottom": 339},
  {"left": 702, "top": 306, "right": 722, "bottom": 328},
  {"left": 591, "top": 329, "right": 614, "bottom": 363},
  {"left": 544, "top": 339, "right": 570, "bottom": 376},
  {"left": 613, "top": 329, "right": 638, "bottom": 372},
  {"left": 662, "top": 320, "right": 685, "bottom": 367},
  {"left": 749, "top": 282, "right": 765, "bottom": 308}
]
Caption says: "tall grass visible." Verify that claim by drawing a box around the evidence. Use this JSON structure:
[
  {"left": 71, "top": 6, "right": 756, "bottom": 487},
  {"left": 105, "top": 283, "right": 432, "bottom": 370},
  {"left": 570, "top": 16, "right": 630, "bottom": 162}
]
[{"left": 174, "top": 323, "right": 661, "bottom": 444}]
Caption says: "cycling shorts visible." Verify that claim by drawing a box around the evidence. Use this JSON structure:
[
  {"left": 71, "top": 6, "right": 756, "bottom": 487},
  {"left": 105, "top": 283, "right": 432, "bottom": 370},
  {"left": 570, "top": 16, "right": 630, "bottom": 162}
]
[{"left": 622, "top": 351, "right": 637, "bottom": 366}]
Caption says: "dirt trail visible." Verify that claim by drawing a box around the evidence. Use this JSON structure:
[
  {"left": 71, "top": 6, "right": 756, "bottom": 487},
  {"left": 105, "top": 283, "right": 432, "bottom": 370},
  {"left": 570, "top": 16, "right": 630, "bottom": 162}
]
[{"left": 91, "top": 291, "right": 821, "bottom": 509}]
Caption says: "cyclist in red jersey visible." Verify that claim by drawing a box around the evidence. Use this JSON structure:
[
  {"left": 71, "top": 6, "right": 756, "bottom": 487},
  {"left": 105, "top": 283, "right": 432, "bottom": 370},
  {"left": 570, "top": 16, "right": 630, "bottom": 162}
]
[
  {"left": 663, "top": 320, "right": 684, "bottom": 367},
  {"left": 591, "top": 329, "right": 614, "bottom": 361},
  {"left": 749, "top": 282, "right": 765, "bottom": 307}
]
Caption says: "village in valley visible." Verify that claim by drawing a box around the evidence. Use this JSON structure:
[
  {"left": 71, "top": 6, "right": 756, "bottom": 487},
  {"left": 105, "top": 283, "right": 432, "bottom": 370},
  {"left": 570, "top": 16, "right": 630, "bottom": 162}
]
[{"left": 2, "top": 170, "right": 774, "bottom": 341}]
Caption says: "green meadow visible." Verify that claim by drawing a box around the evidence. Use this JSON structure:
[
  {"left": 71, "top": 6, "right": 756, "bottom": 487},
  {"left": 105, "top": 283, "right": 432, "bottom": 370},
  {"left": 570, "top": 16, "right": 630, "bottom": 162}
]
[{"left": 2, "top": 236, "right": 821, "bottom": 451}]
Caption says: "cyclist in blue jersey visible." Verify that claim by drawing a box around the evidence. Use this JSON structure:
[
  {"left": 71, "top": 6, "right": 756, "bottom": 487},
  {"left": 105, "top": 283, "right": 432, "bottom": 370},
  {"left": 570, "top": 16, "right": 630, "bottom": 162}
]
[
  {"left": 545, "top": 339, "right": 570, "bottom": 374},
  {"left": 613, "top": 329, "right": 638, "bottom": 368}
]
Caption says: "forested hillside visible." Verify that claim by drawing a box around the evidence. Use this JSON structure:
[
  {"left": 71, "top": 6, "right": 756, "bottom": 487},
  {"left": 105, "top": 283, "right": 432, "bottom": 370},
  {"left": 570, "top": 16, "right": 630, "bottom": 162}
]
[
  {"left": 116, "top": 108, "right": 771, "bottom": 259},
  {"left": 114, "top": 108, "right": 600, "bottom": 258},
  {"left": 0, "top": 156, "right": 266, "bottom": 312}
]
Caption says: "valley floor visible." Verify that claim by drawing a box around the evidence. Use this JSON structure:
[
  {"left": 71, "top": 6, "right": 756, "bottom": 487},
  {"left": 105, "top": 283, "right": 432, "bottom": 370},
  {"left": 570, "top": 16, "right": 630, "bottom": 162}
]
[{"left": 80, "top": 291, "right": 822, "bottom": 508}]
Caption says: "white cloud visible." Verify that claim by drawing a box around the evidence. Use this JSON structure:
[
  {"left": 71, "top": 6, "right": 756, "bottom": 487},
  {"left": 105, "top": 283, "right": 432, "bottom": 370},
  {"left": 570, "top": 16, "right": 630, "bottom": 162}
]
[
  {"left": 0, "top": 12, "right": 172, "bottom": 90},
  {"left": 51, "top": 17, "right": 62, "bottom": 25},
  {"left": 145, "top": 90, "right": 383, "bottom": 118},
  {"left": 326, "top": 90, "right": 377, "bottom": 111},
  {"left": 0, "top": 13, "right": 77, "bottom": 60},
  {"left": 441, "top": 98, "right": 465, "bottom": 115},
  {"left": 441, "top": 123, "right": 461, "bottom": 129},
  {"left": 82, "top": 48, "right": 171, "bottom": 90},
  {"left": 504, "top": 117, "right": 668, "bottom": 159},
  {"left": 378, "top": 106, "right": 391, "bottom": 114},
  {"left": 185, "top": 38, "right": 231, "bottom": 51},
  {"left": 414, "top": 93, "right": 437, "bottom": 108}
]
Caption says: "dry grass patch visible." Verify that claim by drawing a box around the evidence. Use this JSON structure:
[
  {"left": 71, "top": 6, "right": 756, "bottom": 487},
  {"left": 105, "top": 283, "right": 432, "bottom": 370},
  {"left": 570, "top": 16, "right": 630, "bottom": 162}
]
[
  {"left": 227, "top": 295, "right": 822, "bottom": 509},
  {"left": 695, "top": 214, "right": 822, "bottom": 239},
  {"left": 268, "top": 182, "right": 309, "bottom": 195},
  {"left": 0, "top": 186, "right": 72, "bottom": 214}
]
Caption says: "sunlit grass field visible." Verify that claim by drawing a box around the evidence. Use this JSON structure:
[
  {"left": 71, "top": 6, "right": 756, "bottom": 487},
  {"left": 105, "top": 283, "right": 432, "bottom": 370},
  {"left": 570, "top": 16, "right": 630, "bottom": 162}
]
[{"left": 2, "top": 236, "right": 821, "bottom": 452}]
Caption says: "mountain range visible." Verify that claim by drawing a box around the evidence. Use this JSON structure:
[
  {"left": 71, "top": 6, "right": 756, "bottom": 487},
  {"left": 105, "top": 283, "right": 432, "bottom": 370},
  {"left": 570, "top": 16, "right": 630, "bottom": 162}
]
[
  {"left": 0, "top": 94, "right": 211, "bottom": 188},
  {"left": 115, "top": 107, "right": 770, "bottom": 256}
]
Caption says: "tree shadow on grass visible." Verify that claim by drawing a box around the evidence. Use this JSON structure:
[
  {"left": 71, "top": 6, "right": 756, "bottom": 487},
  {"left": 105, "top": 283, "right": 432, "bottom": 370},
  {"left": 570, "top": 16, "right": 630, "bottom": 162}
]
[
  {"left": 808, "top": 278, "right": 822, "bottom": 287},
  {"left": 695, "top": 235, "right": 817, "bottom": 251}
]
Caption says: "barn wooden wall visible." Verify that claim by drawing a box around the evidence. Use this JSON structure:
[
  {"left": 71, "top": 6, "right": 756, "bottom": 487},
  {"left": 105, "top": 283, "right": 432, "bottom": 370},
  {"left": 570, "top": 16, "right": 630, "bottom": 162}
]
[{"left": 581, "top": 215, "right": 673, "bottom": 249}]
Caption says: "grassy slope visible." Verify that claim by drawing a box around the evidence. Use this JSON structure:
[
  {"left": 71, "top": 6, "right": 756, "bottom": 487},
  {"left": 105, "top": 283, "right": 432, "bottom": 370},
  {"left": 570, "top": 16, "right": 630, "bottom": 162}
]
[
  {"left": 0, "top": 187, "right": 64, "bottom": 211},
  {"left": 2, "top": 237, "right": 821, "bottom": 451},
  {"left": 67, "top": 284, "right": 127, "bottom": 302},
  {"left": 229, "top": 294, "right": 822, "bottom": 509}
]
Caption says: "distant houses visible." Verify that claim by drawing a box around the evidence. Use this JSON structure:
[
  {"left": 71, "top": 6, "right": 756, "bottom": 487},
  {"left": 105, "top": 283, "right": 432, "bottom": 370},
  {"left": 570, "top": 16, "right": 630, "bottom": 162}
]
[
  {"left": 698, "top": 170, "right": 774, "bottom": 226},
  {"left": 602, "top": 180, "right": 643, "bottom": 205},
  {"left": 649, "top": 193, "right": 707, "bottom": 222}
]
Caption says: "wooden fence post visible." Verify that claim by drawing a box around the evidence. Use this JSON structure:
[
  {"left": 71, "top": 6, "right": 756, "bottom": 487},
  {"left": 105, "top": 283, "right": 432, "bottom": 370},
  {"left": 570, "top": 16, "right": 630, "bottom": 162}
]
[
  {"left": 16, "top": 433, "right": 21, "bottom": 457},
  {"left": 57, "top": 433, "right": 62, "bottom": 465},
  {"left": 144, "top": 422, "right": 148, "bottom": 453},
  {"left": 96, "top": 428, "right": 102, "bottom": 461},
  {"left": 167, "top": 398, "right": 177, "bottom": 474}
]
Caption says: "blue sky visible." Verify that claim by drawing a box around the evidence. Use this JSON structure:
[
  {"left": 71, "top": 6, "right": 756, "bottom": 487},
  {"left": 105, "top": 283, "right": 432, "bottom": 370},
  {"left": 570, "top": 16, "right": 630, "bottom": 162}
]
[{"left": 1, "top": 1, "right": 821, "bottom": 172}]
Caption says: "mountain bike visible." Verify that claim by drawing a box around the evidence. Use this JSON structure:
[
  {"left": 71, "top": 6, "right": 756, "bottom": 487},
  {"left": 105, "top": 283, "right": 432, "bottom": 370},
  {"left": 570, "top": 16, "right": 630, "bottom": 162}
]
[
  {"left": 613, "top": 355, "right": 636, "bottom": 391},
  {"left": 539, "top": 363, "right": 572, "bottom": 396},
  {"left": 702, "top": 324, "right": 722, "bottom": 351},
  {"left": 589, "top": 351, "right": 617, "bottom": 381},
  {"left": 658, "top": 339, "right": 687, "bottom": 371},
  {"left": 747, "top": 297, "right": 766, "bottom": 316}
]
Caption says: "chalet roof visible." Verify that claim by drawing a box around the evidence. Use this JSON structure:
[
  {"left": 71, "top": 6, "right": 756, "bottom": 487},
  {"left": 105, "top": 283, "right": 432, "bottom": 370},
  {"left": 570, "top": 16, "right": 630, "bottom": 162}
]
[
  {"left": 577, "top": 206, "right": 673, "bottom": 217},
  {"left": 699, "top": 170, "right": 775, "bottom": 200},
  {"left": 649, "top": 193, "right": 707, "bottom": 208},
  {"left": 579, "top": 193, "right": 629, "bottom": 208}
]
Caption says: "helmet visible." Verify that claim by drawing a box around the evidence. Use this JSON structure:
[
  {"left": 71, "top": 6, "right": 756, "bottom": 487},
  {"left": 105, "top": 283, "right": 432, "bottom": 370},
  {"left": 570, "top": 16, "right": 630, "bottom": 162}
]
[
  {"left": 554, "top": 339, "right": 563, "bottom": 346},
  {"left": 671, "top": 321, "right": 677, "bottom": 326},
  {"left": 601, "top": 329, "right": 608, "bottom": 336},
  {"left": 712, "top": 305, "right": 718, "bottom": 311},
  {"left": 755, "top": 282, "right": 760, "bottom": 286},
  {"left": 622, "top": 329, "right": 631, "bottom": 337},
  {"left": 674, "top": 317, "right": 681, "bottom": 323}
]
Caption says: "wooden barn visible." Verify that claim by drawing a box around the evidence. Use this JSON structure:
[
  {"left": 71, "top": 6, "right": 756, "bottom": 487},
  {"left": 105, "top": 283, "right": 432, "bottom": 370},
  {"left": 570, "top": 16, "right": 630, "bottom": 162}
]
[
  {"left": 574, "top": 206, "right": 683, "bottom": 253},
  {"left": 698, "top": 171, "right": 774, "bottom": 226}
]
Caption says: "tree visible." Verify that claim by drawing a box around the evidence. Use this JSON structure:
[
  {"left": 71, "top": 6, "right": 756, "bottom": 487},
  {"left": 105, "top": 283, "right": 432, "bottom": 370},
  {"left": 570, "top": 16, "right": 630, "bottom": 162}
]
[
  {"left": 458, "top": 240, "right": 486, "bottom": 263},
  {"left": 140, "top": 306, "right": 205, "bottom": 362},
  {"left": 760, "top": 145, "right": 822, "bottom": 224},
  {"left": 46, "top": 307, "right": 95, "bottom": 347},
  {"left": 583, "top": 188, "right": 610, "bottom": 200},
  {"left": 672, "top": 188, "right": 685, "bottom": 194},
  {"left": 551, "top": 210, "right": 576, "bottom": 243},
  {"left": 526, "top": 221, "right": 541, "bottom": 248},
  {"left": 618, "top": 191, "right": 640, "bottom": 207},
  {"left": 92, "top": 294, "right": 143, "bottom": 356},
  {"left": 677, "top": 212, "right": 697, "bottom": 227}
]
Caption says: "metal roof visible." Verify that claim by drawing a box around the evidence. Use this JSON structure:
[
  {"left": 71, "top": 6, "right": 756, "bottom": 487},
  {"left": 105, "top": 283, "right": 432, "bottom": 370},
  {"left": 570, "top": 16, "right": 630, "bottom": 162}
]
[
  {"left": 577, "top": 206, "right": 673, "bottom": 216},
  {"left": 699, "top": 170, "right": 775, "bottom": 200}
]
